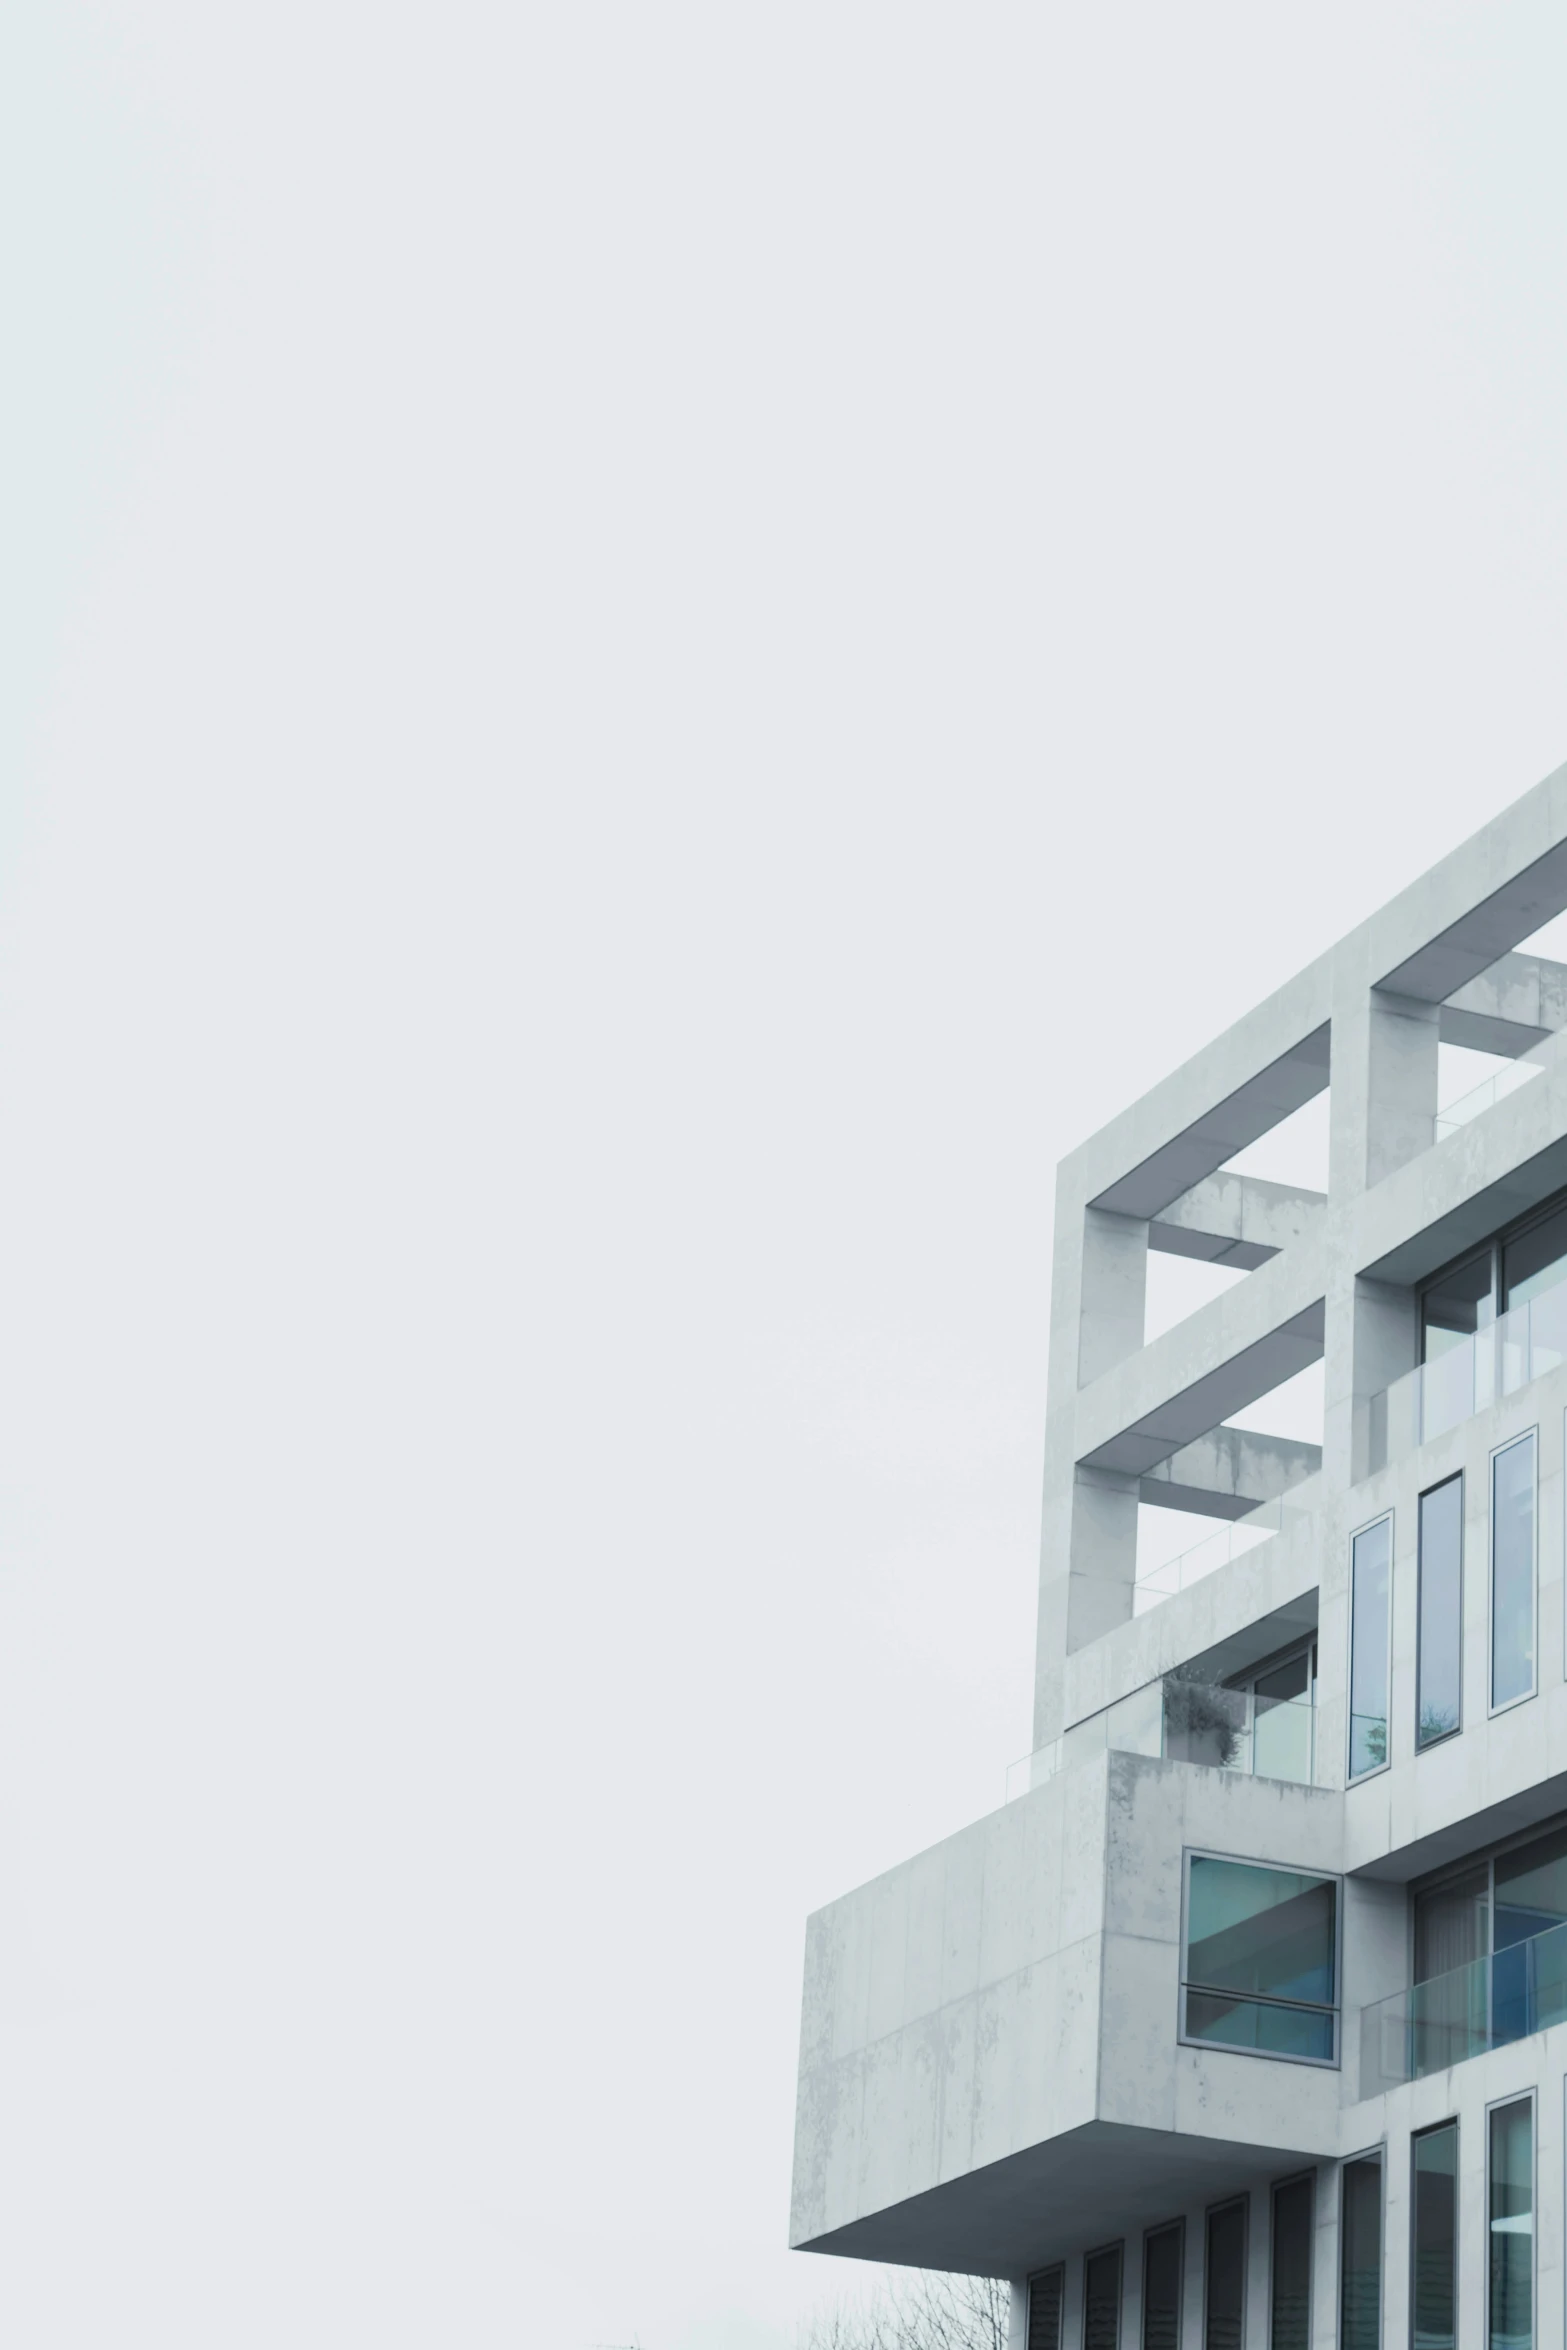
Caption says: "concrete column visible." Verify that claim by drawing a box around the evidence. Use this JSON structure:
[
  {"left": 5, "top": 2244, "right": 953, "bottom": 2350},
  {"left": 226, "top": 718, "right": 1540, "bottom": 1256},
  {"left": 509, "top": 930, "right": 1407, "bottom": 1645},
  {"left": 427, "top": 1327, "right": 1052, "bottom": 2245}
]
[
  {"left": 1330, "top": 984, "right": 1440, "bottom": 1197},
  {"left": 1065, "top": 1465, "right": 1140, "bottom": 1655},
  {"left": 1077, "top": 1207, "right": 1148, "bottom": 1385}
]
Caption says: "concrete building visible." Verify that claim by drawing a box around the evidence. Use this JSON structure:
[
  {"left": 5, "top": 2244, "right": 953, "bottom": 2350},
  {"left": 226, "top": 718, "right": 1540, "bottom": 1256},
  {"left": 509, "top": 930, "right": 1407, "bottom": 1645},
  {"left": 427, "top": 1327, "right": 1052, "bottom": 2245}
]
[{"left": 789, "top": 765, "right": 1567, "bottom": 2350}]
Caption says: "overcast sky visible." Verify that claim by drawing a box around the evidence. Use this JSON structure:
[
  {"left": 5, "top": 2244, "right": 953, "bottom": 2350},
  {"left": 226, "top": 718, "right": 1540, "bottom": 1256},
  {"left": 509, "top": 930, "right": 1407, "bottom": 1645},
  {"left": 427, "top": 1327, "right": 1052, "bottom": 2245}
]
[{"left": 4, "top": 6, "right": 1567, "bottom": 2345}]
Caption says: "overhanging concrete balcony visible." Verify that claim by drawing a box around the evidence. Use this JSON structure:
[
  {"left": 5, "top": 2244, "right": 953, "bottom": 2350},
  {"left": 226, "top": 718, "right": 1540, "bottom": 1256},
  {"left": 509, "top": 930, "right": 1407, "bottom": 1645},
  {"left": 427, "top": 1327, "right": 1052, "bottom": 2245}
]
[{"left": 790, "top": 1751, "right": 1343, "bottom": 2279}]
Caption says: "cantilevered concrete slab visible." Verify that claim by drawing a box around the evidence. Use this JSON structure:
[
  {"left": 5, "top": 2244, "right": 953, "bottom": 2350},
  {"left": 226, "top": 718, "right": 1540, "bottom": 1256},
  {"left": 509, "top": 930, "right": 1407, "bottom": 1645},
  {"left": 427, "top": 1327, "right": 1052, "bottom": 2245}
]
[
  {"left": 1148, "top": 1172, "right": 1324, "bottom": 1269},
  {"left": 1439, "top": 951, "right": 1567, "bottom": 1055},
  {"left": 1138, "top": 1426, "right": 1320, "bottom": 1518}
]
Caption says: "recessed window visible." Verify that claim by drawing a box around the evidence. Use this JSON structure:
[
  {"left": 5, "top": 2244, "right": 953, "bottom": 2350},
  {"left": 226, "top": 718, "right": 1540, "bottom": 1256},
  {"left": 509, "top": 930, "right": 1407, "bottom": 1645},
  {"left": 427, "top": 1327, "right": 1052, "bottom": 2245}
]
[
  {"left": 1491, "top": 1433, "right": 1536, "bottom": 1710},
  {"left": 1028, "top": 2264, "right": 1064, "bottom": 2350},
  {"left": 1340, "top": 2155, "right": 1382, "bottom": 2350},
  {"left": 1412, "top": 2122, "right": 1456, "bottom": 2350},
  {"left": 1269, "top": 2174, "right": 1312, "bottom": 2350},
  {"left": 1488, "top": 2099, "right": 1532, "bottom": 2350},
  {"left": 1417, "top": 1476, "right": 1463, "bottom": 1748},
  {"left": 1084, "top": 2243, "right": 1122, "bottom": 2350},
  {"left": 1349, "top": 1516, "right": 1392, "bottom": 1778},
  {"left": 1204, "top": 2200, "right": 1246, "bottom": 2350},
  {"left": 1142, "top": 2222, "right": 1182, "bottom": 2350},
  {"left": 1182, "top": 1854, "right": 1338, "bottom": 2063}
]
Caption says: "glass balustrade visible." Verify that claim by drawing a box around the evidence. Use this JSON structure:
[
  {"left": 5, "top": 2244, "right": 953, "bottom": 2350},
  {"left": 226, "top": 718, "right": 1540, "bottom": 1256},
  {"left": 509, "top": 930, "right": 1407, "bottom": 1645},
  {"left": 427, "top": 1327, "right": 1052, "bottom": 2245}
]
[
  {"left": 1362, "top": 1269, "right": 1567, "bottom": 1474},
  {"left": 1360, "top": 1915, "right": 1567, "bottom": 2091},
  {"left": 1134, "top": 1503, "right": 1285, "bottom": 1615},
  {"left": 1005, "top": 1671, "right": 1315, "bottom": 1802},
  {"left": 1433, "top": 1059, "right": 1542, "bottom": 1140}
]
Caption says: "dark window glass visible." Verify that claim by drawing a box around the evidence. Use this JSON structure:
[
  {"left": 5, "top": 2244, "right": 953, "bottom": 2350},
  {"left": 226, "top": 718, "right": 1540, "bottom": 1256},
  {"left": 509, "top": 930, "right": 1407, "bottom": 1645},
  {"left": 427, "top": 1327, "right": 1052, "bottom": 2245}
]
[
  {"left": 1503, "top": 1203, "right": 1567, "bottom": 1310},
  {"left": 1029, "top": 2265, "right": 1064, "bottom": 2350},
  {"left": 1417, "top": 1478, "right": 1463, "bottom": 1747},
  {"left": 1488, "top": 2101, "right": 1532, "bottom": 2350},
  {"left": 1491, "top": 1434, "right": 1535, "bottom": 1709},
  {"left": 1412, "top": 2123, "right": 1456, "bottom": 2350},
  {"left": 1143, "top": 2224, "right": 1182, "bottom": 2350},
  {"left": 1414, "top": 1867, "right": 1488, "bottom": 1982},
  {"left": 1493, "top": 1823, "right": 1567, "bottom": 1949},
  {"left": 1085, "top": 2245, "right": 1121, "bottom": 2350},
  {"left": 1350, "top": 1519, "right": 1392, "bottom": 1777},
  {"left": 1423, "top": 1250, "right": 1493, "bottom": 1359},
  {"left": 1269, "top": 2175, "right": 1312, "bottom": 2350},
  {"left": 1340, "top": 2156, "right": 1381, "bottom": 2350},
  {"left": 1205, "top": 2200, "right": 1246, "bottom": 2350}
]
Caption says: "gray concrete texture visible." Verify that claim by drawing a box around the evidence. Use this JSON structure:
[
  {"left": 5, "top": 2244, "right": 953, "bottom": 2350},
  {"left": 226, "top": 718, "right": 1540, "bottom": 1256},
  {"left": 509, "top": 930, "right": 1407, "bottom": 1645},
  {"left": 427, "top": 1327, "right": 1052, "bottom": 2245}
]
[{"left": 791, "top": 758, "right": 1567, "bottom": 2324}]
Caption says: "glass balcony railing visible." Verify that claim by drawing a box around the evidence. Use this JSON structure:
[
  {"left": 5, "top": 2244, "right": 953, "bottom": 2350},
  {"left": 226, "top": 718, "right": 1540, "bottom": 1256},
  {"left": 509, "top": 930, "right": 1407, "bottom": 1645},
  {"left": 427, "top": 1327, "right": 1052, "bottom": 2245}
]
[
  {"left": 1360, "top": 1918, "right": 1567, "bottom": 2091},
  {"left": 1362, "top": 1272, "right": 1567, "bottom": 1475},
  {"left": 1134, "top": 1500, "right": 1289, "bottom": 1615},
  {"left": 1005, "top": 1671, "right": 1316, "bottom": 1803},
  {"left": 1434, "top": 1058, "right": 1543, "bottom": 1140}
]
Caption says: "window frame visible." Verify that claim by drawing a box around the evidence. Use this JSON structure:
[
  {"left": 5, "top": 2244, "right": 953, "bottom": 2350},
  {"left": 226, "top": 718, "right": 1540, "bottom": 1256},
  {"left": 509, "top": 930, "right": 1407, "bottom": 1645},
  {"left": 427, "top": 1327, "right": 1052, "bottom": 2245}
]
[
  {"left": 1026, "top": 2262, "right": 1066, "bottom": 2350},
  {"left": 1203, "top": 2195, "right": 1248, "bottom": 2350},
  {"left": 1488, "top": 1425, "right": 1538, "bottom": 1718},
  {"left": 1140, "top": 2219, "right": 1184, "bottom": 2350},
  {"left": 1417, "top": 1181, "right": 1567, "bottom": 1363},
  {"left": 1178, "top": 1848, "right": 1342, "bottom": 2070},
  {"left": 1082, "top": 2240, "right": 1123, "bottom": 2350},
  {"left": 1267, "top": 2170, "right": 1314, "bottom": 2350},
  {"left": 1339, "top": 2148, "right": 1385, "bottom": 2350},
  {"left": 1348, "top": 1509, "right": 1395, "bottom": 1783},
  {"left": 1415, "top": 1472, "right": 1463, "bottom": 1752},
  {"left": 1408, "top": 2118, "right": 1458, "bottom": 2350},
  {"left": 1485, "top": 2091, "right": 1535, "bottom": 2350}
]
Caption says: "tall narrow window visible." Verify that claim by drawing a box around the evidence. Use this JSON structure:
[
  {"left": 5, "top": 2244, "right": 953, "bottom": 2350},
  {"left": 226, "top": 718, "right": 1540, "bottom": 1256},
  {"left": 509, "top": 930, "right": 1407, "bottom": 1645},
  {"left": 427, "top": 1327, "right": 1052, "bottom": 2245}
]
[
  {"left": 1340, "top": 2155, "right": 1382, "bottom": 2350},
  {"left": 1085, "top": 2244, "right": 1122, "bottom": 2350},
  {"left": 1491, "top": 1433, "right": 1536, "bottom": 1709},
  {"left": 1269, "top": 2175, "right": 1312, "bottom": 2350},
  {"left": 1417, "top": 1477, "right": 1463, "bottom": 1747},
  {"left": 1205, "top": 2200, "right": 1246, "bottom": 2350},
  {"left": 1029, "top": 2265, "right": 1065, "bottom": 2350},
  {"left": 1488, "top": 2099, "right": 1532, "bottom": 2350},
  {"left": 1349, "top": 1517, "right": 1392, "bottom": 1777},
  {"left": 1143, "top": 2223, "right": 1182, "bottom": 2350},
  {"left": 1412, "top": 2123, "right": 1456, "bottom": 2350}
]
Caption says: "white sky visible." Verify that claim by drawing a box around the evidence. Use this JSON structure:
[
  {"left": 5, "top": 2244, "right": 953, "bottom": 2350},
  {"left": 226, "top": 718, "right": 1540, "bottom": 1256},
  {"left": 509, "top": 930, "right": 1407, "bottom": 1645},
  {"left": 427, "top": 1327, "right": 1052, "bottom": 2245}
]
[{"left": 4, "top": 5, "right": 1567, "bottom": 2345}]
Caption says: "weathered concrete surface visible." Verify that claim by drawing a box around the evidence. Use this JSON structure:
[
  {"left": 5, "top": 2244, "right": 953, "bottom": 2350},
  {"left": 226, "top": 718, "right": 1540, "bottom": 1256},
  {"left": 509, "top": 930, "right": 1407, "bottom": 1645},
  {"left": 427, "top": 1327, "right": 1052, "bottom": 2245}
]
[
  {"left": 1148, "top": 1170, "right": 1325, "bottom": 1268},
  {"left": 1139, "top": 1425, "right": 1321, "bottom": 1518}
]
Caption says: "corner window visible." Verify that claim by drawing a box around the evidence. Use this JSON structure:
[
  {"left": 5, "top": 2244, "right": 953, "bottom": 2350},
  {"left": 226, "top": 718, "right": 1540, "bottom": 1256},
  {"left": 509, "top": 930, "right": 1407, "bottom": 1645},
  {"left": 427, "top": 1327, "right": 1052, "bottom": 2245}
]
[
  {"left": 1417, "top": 1476, "right": 1462, "bottom": 1748},
  {"left": 1349, "top": 1516, "right": 1392, "bottom": 1778},
  {"left": 1182, "top": 1854, "right": 1338, "bottom": 2063},
  {"left": 1488, "top": 2098, "right": 1532, "bottom": 2350},
  {"left": 1491, "top": 1432, "right": 1536, "bottom": 1710}
]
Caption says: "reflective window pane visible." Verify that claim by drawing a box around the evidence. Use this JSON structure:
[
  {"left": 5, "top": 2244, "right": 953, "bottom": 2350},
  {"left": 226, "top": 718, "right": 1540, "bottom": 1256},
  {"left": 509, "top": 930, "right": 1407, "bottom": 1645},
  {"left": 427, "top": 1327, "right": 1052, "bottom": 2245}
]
[
  {"left": 1488, "top": 2100, "right": 1532, "bottom": 2350},
  {"left": 1503, "top": 1203, "right": 1567, "bottom": 1310},
  {"left": 1253, "top": 1648, "right": 1314, "bottom": 1784},
  {"left": 1142, "top": 2224, "right": 1182, "bottom": 2350},
  {"left": 1205, "top": 2201, "right": 1245, "bottom": 2350},
  {"left": 1085, "top": 2245, "right": 1122, "bottom": 2350},
  {"left": 1350, "top": 1518, "right": 1392, "bottom": 1776},
  {"left": 1417, "top": 1478, "right": 1462, "bottom": 1748},
  {"left": 1186, "top": 1858, "right": 1336, "bottom": 2004},
  {"left": 1340, "top": 2156, "right": 1382, "bottom": 2350},
  {"left": 1491, "top": 1435, "right": 1536, "bottom": 1709},
  {"left": 1424, "top": 1249, "right": 1494, "bottom": 1356},
  {"left": 1412, "top": 2124, "right": 1456, "bottom": 2350},
  {"left": 1414, "top": 1867, "right": 1489, "bottom": 1982},
  {"left": 1269, "top": 2176, "right": 1312, "bottom": 2350}
]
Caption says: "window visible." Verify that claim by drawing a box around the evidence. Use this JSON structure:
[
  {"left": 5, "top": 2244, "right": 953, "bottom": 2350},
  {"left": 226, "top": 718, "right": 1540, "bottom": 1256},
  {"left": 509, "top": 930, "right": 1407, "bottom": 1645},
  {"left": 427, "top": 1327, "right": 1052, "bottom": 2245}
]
[
  {"left": 1411, "top": 2123, "right": 1456, "bottom": 2350},
  {"left": 1423, "top": 1246, "right": 1493, "bottom": 1361},
  {"left": 1143, "top": 2223, "right": 1182, "bottom": 2350},
  {"left": 1028, "top": 2265, "right": 1065, "bottom": 2350},
  {"left": 1411, "top": 1819, "right": 1567, "bottom": 2067},
  {"left": 1491, "top": 1432, "right": 1536, "bottom": 1709},
  {"left": 1182, "top": 1854, "right": 1338, "bottom": 2063},
  {"left": 1488, "top": 2099, "right": 1532, "bottom": 2350},
  {"left": 1503, "top": 1201, "right": 1567, "bottom": 1309},
  {"left": 1417, "top": 1477, "right": 1462, "bottom": 1747},
  {"left": 1349, "top": 1516, "right": 1392, "bottom": 1778},
  {"left": 1084, "top": 2244, "right": 1121, "bottom": 2350},
  {"left": 1249, "top": 1645, "right": 1316, "bottom": 1784},
  {"left": 1340, "top": 2155, "right": 1382, "bottom": 2350},
  {"left": 1269, "top": 2175, "right": 1311, "bottom": 2350},
  {"left": 1205, "top": 2200, "right": 1246, "bottom": 2350}
]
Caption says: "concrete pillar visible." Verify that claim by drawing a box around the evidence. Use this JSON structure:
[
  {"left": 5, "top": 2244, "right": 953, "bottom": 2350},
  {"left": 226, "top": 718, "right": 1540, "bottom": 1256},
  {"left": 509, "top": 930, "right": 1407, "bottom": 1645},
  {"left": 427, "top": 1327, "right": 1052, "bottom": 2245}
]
[{"left": 1077, "top": 1207, "right": 1148, "bottom": 1384}]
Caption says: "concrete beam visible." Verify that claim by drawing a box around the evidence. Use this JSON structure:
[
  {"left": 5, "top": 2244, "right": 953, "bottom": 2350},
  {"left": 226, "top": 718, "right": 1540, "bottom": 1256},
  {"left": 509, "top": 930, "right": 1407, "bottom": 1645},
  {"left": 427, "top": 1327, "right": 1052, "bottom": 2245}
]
[
  {"left": 1088, "top": 1023, "right": 1330, "bottom": 1221},
  {"left": 1139, "top": 1427, "right": 1322, "bottom": 1519},
  {"left": 1148, "top": 1172, "right": 1325, "bottom": 1269},
  {"left": 1073, "top": 1233, "right": 1327, "bottom": 1477},
  {"left": 1375, "top": 778, "right": 1567, "bottom": 1001},
  {"left": 1438, "top": 951, "right": 1567, "bottom": 1056}
]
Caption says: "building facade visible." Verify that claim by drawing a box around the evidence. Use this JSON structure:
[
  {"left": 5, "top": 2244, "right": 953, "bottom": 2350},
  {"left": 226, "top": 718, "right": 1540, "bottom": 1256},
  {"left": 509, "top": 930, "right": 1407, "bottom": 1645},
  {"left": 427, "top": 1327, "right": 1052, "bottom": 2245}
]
[{"left": 790, "top": 767, "right": 1567, "bottom": 2350}]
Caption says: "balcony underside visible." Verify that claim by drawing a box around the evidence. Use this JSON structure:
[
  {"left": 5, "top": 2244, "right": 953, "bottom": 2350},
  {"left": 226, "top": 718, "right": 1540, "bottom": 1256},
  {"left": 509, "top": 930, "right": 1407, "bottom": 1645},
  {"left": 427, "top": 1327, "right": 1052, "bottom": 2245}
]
[{"left": 792, "top": 2119, "right": 1331, "bottom": 2279}]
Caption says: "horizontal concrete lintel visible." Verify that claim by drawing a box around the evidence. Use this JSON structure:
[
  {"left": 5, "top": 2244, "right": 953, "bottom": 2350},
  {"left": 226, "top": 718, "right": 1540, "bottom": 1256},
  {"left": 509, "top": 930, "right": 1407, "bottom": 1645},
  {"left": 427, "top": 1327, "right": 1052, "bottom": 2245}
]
[
  {"left": 1149, "top": 1172, "right": 1325, "bottom": 1269},
  {"left": 1088, "top": 1024, "right": 1330, "bottom": 1223},
  {"left": 1438, "top": 950, "right": 1567, "bottom": 1056},
  {"left": 1377, "top": 815, "right": 1567, "bottom": 1002}
]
